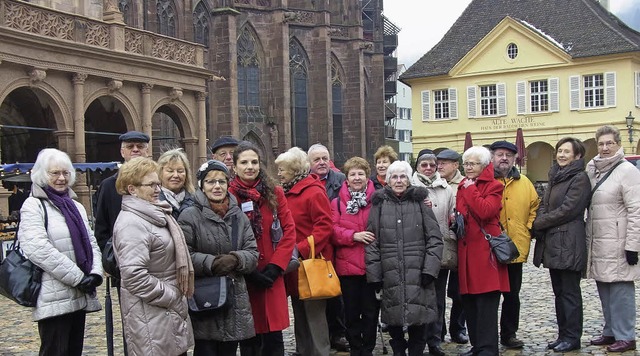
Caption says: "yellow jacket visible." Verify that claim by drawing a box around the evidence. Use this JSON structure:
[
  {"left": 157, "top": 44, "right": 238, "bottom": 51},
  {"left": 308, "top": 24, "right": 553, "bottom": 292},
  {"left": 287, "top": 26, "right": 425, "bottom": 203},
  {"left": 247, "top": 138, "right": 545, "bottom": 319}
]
[{"left": 496, "top": 168, "right": 540, "bottom": 263}]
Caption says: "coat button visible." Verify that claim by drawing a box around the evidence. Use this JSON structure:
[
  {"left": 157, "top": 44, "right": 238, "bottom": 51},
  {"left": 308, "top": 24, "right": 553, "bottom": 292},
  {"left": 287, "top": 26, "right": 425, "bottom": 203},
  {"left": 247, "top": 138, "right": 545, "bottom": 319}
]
[{"left": 397, "top": 219, "right": 401, "bottom": 224}]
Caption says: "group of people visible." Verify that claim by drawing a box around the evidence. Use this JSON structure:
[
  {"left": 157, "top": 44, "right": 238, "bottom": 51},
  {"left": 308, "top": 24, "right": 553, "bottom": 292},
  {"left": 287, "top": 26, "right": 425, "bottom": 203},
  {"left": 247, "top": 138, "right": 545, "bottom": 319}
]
[{"left": 14, "top": 123, "right": 640, "bottom": 356}]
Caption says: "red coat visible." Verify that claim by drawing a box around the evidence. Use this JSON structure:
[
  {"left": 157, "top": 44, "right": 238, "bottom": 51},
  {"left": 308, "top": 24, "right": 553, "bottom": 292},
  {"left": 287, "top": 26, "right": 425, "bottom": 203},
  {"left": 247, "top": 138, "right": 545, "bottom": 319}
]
[
  {"left": 331, "top": 180, "right": 375, "bottom": 276},
  {"left": 228, "top": 183, "right": 296, "bottom": 333},
  {"left": 456, "top": 163, "right": 510, "bottom": 295},
  {"left": 283, "top": 174, "right": 334, "bottom": 297}
]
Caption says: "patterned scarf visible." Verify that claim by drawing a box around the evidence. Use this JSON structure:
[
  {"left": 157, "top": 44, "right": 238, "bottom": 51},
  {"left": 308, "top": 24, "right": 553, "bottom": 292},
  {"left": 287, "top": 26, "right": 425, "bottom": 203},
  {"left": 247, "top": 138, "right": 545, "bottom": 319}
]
[
  {"left": 282, "top": 172, "right": 309, "bottom": 194},
  {"left": 229, "top": 178, "right": 264, "bottom": 239},
  {"left": 43, "top": 186, "right": 93, "bottom": 274},
  {"left": 415, "top": 172, "right": 437, "bottom": 187},
  {"left": 346, "top": 186, "right": 368, "bottom": 215},
  {"left": 588, "top": 147, "right": 625, "bottom": 180},
  {"left": 161, "top": 187, "right": 185, "bottom": 209}
]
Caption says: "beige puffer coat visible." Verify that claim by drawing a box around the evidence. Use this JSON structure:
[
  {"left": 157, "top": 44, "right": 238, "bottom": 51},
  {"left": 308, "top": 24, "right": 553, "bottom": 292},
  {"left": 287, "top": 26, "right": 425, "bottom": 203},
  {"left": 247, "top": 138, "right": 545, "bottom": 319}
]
[
  {"left": 113, "top": 195, "right": 194, "bottom": 356},
  {"left": 586, "top": 159, "right": 640, "bottom": 282}
]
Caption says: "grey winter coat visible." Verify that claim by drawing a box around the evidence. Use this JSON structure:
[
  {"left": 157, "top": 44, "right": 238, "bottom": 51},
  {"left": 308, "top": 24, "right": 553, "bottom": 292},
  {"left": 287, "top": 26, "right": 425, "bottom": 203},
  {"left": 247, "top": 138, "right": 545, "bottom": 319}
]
[
  {"left": 113, "top": 195, "right": 194, "bottom": 356},
  {"left": 365, "top": 186, "right": 443, "bottom": 327},
  {"left": 324, "top": 169, "right": 346, "bottom": 201},
  {"left": 18, "top": 184, "right": 102, "bottom": 321},
  {"left": 532, "top": 159, "right": 591, "bottom": 271},
  {"left": 178, "top": 191, "right": 258, "bottom": 341}
]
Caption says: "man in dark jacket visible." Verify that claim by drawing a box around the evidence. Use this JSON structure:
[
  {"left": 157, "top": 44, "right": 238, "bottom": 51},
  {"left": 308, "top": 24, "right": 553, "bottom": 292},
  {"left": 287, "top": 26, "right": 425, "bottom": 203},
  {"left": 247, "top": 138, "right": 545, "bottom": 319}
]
[{"left": 308, "top": 143, "right": 348, "bottom": 351}]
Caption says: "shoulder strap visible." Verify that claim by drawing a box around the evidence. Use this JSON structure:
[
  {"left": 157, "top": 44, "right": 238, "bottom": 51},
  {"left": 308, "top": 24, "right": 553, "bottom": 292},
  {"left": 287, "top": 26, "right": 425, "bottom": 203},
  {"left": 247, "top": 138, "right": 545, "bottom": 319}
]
[
  {"left": 39, "top": 198, "right": 48, "bottom": 231},
  {"left": 337, "top": 194, "right": 341, "bottom": 216},
  {"left": 590, "top": 160, "right": 624, "bottom": 197}
]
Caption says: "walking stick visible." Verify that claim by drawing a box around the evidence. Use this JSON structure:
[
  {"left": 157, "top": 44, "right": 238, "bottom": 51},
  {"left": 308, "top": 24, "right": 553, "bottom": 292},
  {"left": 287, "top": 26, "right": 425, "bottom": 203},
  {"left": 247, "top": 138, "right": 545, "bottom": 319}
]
[
  {"left": 378, "top": 321, "right": 388, "bottom": 354},
  {"left": 105, "top": 277, "right": 114, "bottom": 356}
]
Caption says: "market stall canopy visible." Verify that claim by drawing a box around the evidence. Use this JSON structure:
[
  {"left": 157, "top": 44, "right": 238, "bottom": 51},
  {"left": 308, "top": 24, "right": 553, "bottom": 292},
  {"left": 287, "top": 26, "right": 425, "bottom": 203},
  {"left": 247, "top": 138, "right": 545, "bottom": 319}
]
[{"left": 0, "top": 162, "right": 120, "bottom": 181}]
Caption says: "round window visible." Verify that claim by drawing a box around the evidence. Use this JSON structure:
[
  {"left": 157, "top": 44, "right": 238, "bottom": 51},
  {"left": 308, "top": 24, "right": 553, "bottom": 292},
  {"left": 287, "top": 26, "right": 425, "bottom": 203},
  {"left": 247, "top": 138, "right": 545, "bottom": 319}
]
[{"left": 507, "top": 43, "right": 518, "bottom": 59}]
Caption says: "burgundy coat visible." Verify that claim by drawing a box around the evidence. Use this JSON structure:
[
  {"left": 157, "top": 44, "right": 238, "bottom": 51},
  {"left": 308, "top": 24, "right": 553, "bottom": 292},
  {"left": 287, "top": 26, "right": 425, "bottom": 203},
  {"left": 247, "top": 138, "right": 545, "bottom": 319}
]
[
  {"left": 228, "top": 184, "right": 296, "bottom": 333},
  {"left": 456, "top": 163, "right": 510, "bottom": 295},
  {"left": 331, "top": 180, "right": 376, "bottom": 276},
  {"left": 283, "top": 174, "right": 334, "bottom": 297}
]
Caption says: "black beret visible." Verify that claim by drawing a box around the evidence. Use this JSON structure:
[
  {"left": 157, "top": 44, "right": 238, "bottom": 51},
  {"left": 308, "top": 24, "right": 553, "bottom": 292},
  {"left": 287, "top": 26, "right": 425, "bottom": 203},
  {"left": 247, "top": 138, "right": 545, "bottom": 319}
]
[
  {"left": 119, "top": 131, "right": 150, "bottom": 143},
  {"left": 196, "top": 160, "right": 229, "bottom": 187},
  {"left": 436, "top": 149, "right": 461, "bottom": 161},
  {"left": 211, "top": 136, "right": 239, "bottom": 153},
  {"left": 416, "top": 148, "right": 434, "bottom": 159},
  {"left": 489, "top": 140, "right": 517, "bottom": 153}
]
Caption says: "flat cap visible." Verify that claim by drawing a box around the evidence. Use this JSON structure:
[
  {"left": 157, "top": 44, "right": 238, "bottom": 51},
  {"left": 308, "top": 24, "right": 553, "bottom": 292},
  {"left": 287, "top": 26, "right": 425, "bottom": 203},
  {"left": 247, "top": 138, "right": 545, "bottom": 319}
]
[
  {"left": 211, "top": 136, "right": 239, "bottom": 153},
  {"left": 436, "top": 149, "right": 461, "bottom": 161},
  {"left": 489, "top": 140, "right": 518, "bottom": 153},
  {"left": 119, "top": 131, "right": 150, "bottom": 143}
]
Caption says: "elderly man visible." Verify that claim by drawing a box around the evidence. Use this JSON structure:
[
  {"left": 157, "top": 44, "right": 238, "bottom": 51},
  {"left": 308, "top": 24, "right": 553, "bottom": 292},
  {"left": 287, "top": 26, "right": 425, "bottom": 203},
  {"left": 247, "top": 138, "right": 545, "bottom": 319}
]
[
  {"left": 490, "top": 140, "right": 539, "bottom": 349},
  {"left": 210, "top": 136, "right": 239, "bottom": 175},
  {"left": 307, "top": 143, "right": 348, "bottom": 352},
  {"left": 436, "top": 149, "right": 469, "bottom": 345}
]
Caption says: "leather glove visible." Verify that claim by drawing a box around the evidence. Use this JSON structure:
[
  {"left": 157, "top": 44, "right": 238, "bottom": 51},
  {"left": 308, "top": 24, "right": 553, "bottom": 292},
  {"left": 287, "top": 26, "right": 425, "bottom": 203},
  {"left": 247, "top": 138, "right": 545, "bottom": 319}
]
[
  {"left": 626, "top": 250, "right": 639, "bottom": 265},
  {"left": 369, "top": 282, "right": 383, "bottom": 293},
  {"left": 420, "top": 274, "right": 435, "bottom": 287},
  {"left": 211, "top": 254, "right": 239, "bottom": 276},
  {"left": 262, "top": 264, "right": 283, "bottom": 282},
  {"left": 76, "top": 274, "right": 103, "bottom": 294},
  {"left": 245, "top": 270, "right": 274, "bottom": 289}
]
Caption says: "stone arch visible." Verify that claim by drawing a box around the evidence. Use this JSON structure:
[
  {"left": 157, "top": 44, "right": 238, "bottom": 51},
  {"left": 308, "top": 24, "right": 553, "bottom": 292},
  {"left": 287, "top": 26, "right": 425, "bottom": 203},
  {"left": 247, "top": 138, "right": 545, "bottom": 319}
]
[
  {"left": 151, "top": 98, "right": 196, "bottom": 157},
  {"left": 84, "top": 88, "right": 138, "bottom": 131},
  {"left": 156, "top": 0, "right": 179, "bottom": 37},
  {"left": 237, "top": 23, "right": 266, "bottom": 120},
  {"left": 525, "top": 141, "right": 554, "bottom": 182},
  {"left": 289, "top": 37, "right": 310, "bottom": 150},
  {"left": 584, "top": 138, "right": 598, "bottom": 163},
  {"left": 0, "top": 78, "right": 71, "bottom": 131}
]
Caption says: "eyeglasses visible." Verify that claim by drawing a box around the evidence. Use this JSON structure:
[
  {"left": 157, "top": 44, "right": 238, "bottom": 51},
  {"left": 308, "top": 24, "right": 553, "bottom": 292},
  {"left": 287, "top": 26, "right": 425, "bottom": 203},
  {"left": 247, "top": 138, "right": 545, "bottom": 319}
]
[
  {"left": 216, "top": 150, "right": 234, "bottom": 159},
  {"left": 462, "top": 162, "right": 482, "bottom": 168},
  {"left": 138, "top": 182, "right": 162, "bottom": 190},
  {"left": 419, "top": 162, "right": 437, "bottom": 168},
  {"left": 48, "top": 170, "right": 71, "bottom": 178},
  {"left": 204, "top": 179, "right": 227, "bottom": 186},
  {"left": 597, "top": 140, "right": 618, "bottom": 148},
  {"left": 389, "top": 174, "right": 408, "bottom": 181}
]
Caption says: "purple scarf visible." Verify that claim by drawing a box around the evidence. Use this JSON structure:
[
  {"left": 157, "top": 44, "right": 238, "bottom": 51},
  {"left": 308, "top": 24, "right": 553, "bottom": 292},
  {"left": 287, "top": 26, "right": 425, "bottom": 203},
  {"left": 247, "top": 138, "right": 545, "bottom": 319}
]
[{"left": 44, "top": 186, "right": 93, "bottom": 274}]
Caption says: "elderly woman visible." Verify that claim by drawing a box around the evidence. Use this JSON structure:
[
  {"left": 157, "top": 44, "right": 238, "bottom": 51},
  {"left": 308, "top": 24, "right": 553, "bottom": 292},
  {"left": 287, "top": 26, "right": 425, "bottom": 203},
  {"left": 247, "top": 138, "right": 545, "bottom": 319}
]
[
  {"left": 366, "top": 160, "right": 443, "bottom": 356},
  {"left": 178, "top": 160, "right": 259, "bottom": 355},
  {"left": 157, "top": 148, "right": 195, "bottom": 219},
  {"left": 275, "top": 147, "right": 334, "bottom": 356},
  {"left": 456, "top": 146, "right": 509, "bottom": 356},
  {"left": 331, "top": 156, "right": 379, "bottom": 356},
  {"left": 532, "top": 137, "right": 591, "bottom": 352},
  {"left": 586, "top": 125, "right": 640, "bottom": 353},
  {"left": 411, "top": 151, "right": 456, "bottom": 356},
  {"left": 371, "top": 145, "right": 398, "bottom": 190},
  {"left": 112, "top": 157, "right": 194, "bottom": 356},
  {"left": 18, "top": 148, "right": 103, "bottom": 356},
  {"left": 228, "top": 142, "right": 296, "bottom": 356}
]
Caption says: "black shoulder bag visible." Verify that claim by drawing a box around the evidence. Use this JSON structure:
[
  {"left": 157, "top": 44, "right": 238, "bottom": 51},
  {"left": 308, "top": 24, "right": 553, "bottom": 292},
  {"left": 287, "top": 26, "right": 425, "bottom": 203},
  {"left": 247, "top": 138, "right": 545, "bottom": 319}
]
[
  {"left": 470, "top": 212, "right": 519, "bottom": 264},
  {"left": 0, "top": 199, "right": 48, "bottom": 306},
  {"left": 271, "top": 212, "right": 300, "bottom": 274}
]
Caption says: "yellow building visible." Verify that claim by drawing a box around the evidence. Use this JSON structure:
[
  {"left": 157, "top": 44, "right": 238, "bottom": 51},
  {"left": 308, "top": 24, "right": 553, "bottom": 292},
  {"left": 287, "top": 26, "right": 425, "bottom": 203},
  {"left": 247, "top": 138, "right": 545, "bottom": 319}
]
[{"left": 401, "top": 0, "right": 640, "bottom": 182}]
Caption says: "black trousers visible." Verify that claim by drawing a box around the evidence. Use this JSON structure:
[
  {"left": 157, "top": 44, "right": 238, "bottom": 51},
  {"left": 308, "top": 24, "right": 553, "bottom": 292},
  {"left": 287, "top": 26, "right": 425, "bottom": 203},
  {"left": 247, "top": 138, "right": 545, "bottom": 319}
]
[
  {"left": 447, "top": 270, "right": 467, "bottom": 336},
  {"left": 239, "top": 331, "right": 285, "bottom": 356},
  {"left": 194, "top": 339, "right": 239, "bottom": 356},
  {"left": 426, "top": 268, "right": 448, "bottom": 347},
  {"left": 38, "top": 310, "right": 86, "bottom": 356},
  {"left": 341, "top": 275, "right": 380, "bottom": 356},
  {"left": 387, "top": 324, "right": 427, "bottom": 356},
  {"left": 462, "top": 291, "right": 500, "bottom": 356},
  {"left": 549, "top": 268, "right": 583, "bottom": 344},
  {"left": 500, "top": 262, "right": 523, "bottom": 340},
  {"left": 326, "top": 294, "right": 347, "bottom": 340}
]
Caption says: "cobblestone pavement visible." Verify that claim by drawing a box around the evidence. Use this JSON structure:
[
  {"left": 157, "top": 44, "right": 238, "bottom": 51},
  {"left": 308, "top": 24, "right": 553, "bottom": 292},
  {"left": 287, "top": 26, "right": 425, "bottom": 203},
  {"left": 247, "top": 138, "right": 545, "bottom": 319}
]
[{"left": 1, "top": 251, "right": 640, "bottom": 355}]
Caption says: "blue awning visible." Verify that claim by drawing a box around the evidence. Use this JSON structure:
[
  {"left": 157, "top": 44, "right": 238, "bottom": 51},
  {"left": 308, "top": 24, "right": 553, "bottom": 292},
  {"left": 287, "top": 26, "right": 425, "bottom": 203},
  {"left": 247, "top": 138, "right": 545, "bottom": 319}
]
[{"left": 1, "top": 162, "right": 120, "bottom": 173}]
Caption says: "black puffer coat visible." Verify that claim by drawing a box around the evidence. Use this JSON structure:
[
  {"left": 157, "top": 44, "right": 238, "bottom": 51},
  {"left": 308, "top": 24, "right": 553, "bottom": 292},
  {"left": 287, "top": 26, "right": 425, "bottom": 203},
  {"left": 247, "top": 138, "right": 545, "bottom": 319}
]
[
  {"left": 365, "top": 185, "right": 443, "bottom": 327},
  {"left": 532, "top": 159, "right": 591, "bottom": 271}
]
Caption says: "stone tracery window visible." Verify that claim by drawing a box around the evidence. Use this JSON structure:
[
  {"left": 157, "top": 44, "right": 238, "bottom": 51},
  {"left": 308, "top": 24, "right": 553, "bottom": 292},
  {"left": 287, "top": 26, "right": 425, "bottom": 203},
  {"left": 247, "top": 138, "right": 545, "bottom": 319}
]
[
  {"left": 289, "top": 39, "right": 309, "bottom": 150},
  {"left": 193, "top": 2, "right": 209, "bottom": 47},
  {"left": 237, "top": 27, "right": 262, "bottom": 121},
  {"left": 118, "top": 0, "right": 133, "bottom": 25},
  {"left": 157, "top": 0, "right": 176, "bottom": 37},
  {"left": 331, "top": 57, "right": 345, "bottom": 164}
]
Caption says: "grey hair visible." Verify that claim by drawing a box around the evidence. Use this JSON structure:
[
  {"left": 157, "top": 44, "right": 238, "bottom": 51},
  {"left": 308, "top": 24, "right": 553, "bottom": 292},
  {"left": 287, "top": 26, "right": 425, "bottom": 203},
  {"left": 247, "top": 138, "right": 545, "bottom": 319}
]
[
  {"left": 275, "top": 147, "right": 311, "bottom": 176},
  {"left": 462, "top": 146, "right": 491, "bottom": 167},
  {"left": 386, "top": 160, "right": 413, "bottom": 182},
  {"left": 31, "top": 148, "right": 76, "bottom": 187},
  {"left": 595, "top": 125, "right": 621, "bottom": 144},
  {"left": 417, "top": 153, "right": 437, "bottom": 164},
  {"left": 307, "top": 143, "right": 330, "bottom": 158}
]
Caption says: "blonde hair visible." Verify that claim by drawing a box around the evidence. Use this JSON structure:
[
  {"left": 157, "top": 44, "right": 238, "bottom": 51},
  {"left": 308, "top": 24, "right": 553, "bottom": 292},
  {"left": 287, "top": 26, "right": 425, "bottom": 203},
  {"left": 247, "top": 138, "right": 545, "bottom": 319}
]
[
  {"left": 275, "top": 147, "right": 310, "bottom": 176},
  {"left": 157, "top": 148, "right": 194, "bottom": 193},
  {"left": 374, "top": 145, "right": 398, "bottom": 163},
  {"left": 116, "top": 157, "right": 159, "bottom": 195}
]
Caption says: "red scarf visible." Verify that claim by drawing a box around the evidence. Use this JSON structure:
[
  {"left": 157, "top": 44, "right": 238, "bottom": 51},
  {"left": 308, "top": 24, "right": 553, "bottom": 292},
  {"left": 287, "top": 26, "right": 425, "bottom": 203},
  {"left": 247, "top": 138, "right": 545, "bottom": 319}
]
[{"left": 229, "top": 178, "right": 264, "bottom": 239}]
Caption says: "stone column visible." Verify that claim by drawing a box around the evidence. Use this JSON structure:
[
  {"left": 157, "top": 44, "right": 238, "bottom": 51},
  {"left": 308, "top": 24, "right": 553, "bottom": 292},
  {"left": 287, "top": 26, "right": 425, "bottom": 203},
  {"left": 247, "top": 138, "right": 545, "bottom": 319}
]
[
  {"left": 182, "top": 137, "right": 199, "bottom": 187},
  {"left": 141, "top": 83, "right": 154, "bottom": 153},
  {"left": 72, "top": 73, "right": 88, "bottom": 163},
  {"left": 196, "top": 91, "right": 208, "bottom": 164}
]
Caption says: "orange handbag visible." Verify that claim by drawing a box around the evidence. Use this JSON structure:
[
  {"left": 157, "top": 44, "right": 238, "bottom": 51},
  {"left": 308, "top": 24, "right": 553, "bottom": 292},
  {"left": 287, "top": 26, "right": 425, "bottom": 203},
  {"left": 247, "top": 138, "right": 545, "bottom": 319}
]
[{"left": 297, "top": 235, "right": 342, "bottom": 300}]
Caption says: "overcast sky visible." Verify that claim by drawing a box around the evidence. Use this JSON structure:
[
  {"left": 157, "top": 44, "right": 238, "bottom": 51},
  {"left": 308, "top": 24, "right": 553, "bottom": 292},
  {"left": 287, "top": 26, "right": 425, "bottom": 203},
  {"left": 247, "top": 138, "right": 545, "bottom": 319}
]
[{"left": 384, "top": 0, "right": 639, "bottom": 68}]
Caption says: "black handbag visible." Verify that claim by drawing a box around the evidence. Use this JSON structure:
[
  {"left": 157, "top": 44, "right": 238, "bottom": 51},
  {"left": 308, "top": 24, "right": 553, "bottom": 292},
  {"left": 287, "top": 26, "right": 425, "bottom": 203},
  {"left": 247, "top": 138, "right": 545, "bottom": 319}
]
[
  {"left": 271, "top": 213, "right": 300, "bottom": 274},
  {"left": 470, "top": 212, "right": 519, "bottom": 264},
  {"left": 0, "top": 199, "right": 48, "bottom": 307},
  {"left": 102, "top": 238, "right": 120, "bottom": 279},
  {"left": 188, "top": 215, "right": 239, "bottom": 314}
]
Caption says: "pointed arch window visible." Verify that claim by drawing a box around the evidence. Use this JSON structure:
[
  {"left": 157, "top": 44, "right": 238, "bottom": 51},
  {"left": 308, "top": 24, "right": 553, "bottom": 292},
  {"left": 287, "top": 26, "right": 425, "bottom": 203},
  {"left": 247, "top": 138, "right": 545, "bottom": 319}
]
[
  {"left": 289, "top": 40, "right": 309, "bottom": 150},
  {"left": 238, "top": 28, "right": 261, "bottom": 112},
  {"left": 193, "top": 2, "right": 209, "bottom": 47},
  {"left": 118, "top": 0, "right": 133, "bottom": 26},
  {"left": 331, "top": 57, "right": 345, "bottom": 164},
  {"left": 157, "top": 0, "right": 176, "bottom": 37}
]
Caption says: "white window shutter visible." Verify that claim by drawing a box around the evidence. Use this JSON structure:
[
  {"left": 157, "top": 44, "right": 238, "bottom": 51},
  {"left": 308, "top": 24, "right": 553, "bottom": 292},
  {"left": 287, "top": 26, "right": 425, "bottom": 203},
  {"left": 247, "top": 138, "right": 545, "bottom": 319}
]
[
  {"left": 549, "top": 77, "right": 559, "bottom": 112},
  {"left": 467, "top": 86, "right": 477, "bottom": 118},
  {"left": 605, "top": 72, "right": 616, "bottom": 107},
  {"left": 449, "top": 88, "right": 458, "bottom": 119},
  {"left": 569, "top": 75, "right": 580, "bottom": 111},
  {"left": 636, "top": 72, "right": 640, "bottom": 107},
  {"left": 421, "top": 90, "right": 430, "bottom": 121},
  {"left": 497, "top": 83, "right": 507, "bottom": 116},
  {"left": 516, "top": 81, "right": 526, "bottom": 115}
]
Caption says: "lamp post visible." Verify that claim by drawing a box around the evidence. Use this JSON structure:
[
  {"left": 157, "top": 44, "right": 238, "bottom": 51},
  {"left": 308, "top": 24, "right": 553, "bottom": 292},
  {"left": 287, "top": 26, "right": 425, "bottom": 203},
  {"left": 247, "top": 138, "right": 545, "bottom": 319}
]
[{"left": 626, "top": 111, "right": 635, "bottom": 143}]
